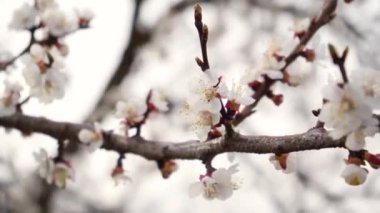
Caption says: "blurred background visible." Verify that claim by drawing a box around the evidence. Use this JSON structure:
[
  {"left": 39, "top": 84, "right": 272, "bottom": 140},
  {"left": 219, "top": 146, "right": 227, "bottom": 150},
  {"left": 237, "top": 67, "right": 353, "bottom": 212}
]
[{"left": 1, "top": 0, "right": 380, "bottom": 212}]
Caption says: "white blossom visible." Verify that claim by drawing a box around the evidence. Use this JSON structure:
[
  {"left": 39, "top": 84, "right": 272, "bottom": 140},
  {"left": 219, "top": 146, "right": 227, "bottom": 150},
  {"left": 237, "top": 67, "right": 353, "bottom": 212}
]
[
  {"left": 286, "top": 59, "right": 311, "bottom": 86},
  {"left": 42, "top": 8, "right": 78, "bottom": 37},
  {"left": 190, "top": 110, "right": 220, "bottom": 141},
  {"left": 22, "top": 44, "right": 68, "bottom": 103},
  {"left": 22, "top": 44, "right": 48, "bottom": 68},
  {"left": 0, "top": 81, "right": 22, "bottom": 117},
  {"left": 319, "top": 83, "right": 374, "bottom": 139},
  {"left": 52, "top": 162, "right": 75, "bottom": 188},
  {"left": 33, "top": 148, "right": 55, "bottom": 183},
  {"left": 78, "top": 123, "right": 104, "bottom": 153},
  {"left": 33, "top": 148, "right": 74, "bottom": 188},
  {"left": 24, "top": 62, "right": 68, "bottom": 103},
  {"left": 187, "top": 71, "right": 224, "bottom": 113},
  {"left": 345, "top": 122, "right": 378, "bottom": 151},
  {"left": 341, "top": 164, "right": 368, "bottom": 186},
  {"left": 189, "top": 164, "right": 240, "bottom": 200},
  {"left": 150, "top": 90, "right": 169, "bottom": 112},
  {"left": 9, "top": 3, "right": 37, "bottom": 30},
  {"left": 32, "top": 44, "right": 47, "bottom": 60},
  {"left": 351, "top": 68, "right": 380, "bottom": 108},
  {"left": 223, "top": 80, "right": 254, "bottom": 107},
  {"left": 259, "top": 39, "right": 287, "bottom": 79},
  {"left": 115, "top": 100, "right": 147, "bottom": 126},
  {"left": 50, "top": 42, "right": 70, "bottom": 57}
]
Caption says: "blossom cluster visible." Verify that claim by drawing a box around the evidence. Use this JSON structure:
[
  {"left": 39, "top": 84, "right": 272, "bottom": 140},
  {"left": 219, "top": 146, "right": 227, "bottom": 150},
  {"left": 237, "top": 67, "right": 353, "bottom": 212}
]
[
  {"left": 185, "top": 70, "right": 254, "bottom": 141},
  {"left": 319, "top": 72, "right": 379, "bottom": 151},
  {"left": 0, "top": 0, "right": 94, "bottom": 112},
  {"left": 9, "top": 0, "right": 93, "bottom": 34},
  {"left": 115, "top": 90, "right": 169, "bottom": 134},
  {"left": 318, "top": 69, "right": 380, "bottom": 185},
  {"left": 1, "top": 0, "right": 96, "bottom": 188},
  {"left": 75, "top": 90, "right": 171, "bottom": 185}
]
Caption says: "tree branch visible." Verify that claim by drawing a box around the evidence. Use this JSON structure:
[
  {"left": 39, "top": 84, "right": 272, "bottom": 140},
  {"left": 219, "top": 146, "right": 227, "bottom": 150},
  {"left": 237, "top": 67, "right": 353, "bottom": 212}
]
[
  {"left": 83, "top": 0, "right": 149, "bottom": 123},
  {"left": 233, "top": 0, "right": 338, "bottom": 126},
  {"left": 0, "top": 113, "right": 345, "bottom": 160}
]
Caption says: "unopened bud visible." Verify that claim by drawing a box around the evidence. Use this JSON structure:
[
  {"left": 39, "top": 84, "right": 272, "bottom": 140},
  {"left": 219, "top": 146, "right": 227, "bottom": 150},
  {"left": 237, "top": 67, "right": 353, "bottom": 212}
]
[
  {"left": 157, "top": 160, "right": 178, "bottom": 179},
  {"left": 365, "top": 152, "right": 380, "bottom": 169},
  {"left": 194, "top": 4, "right": 202, "bottom": 22},
  {"left": 202, "top": 24, "right": 208, "bottom": 41},
  {"left": 248, "top": 80, "right": 262, "bottom": 91},
  {"left": 302, "top": 48, "right": 315, "bottom": 62},
  {"left": 271, "top": 94, "right": 283, "bottom": 106},
  {"left": 328, "top": 43, "right": 339, "bottom": 62}
]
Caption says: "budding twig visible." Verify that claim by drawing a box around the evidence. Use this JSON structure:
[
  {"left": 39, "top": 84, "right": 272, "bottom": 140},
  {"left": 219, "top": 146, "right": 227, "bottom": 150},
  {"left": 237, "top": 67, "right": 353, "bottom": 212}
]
[
  {"left": 194, "top": 4, "right": 210, "bottom": 71},
  {"left": 233, "top": 0, "right": 338, "bottom": 126}
]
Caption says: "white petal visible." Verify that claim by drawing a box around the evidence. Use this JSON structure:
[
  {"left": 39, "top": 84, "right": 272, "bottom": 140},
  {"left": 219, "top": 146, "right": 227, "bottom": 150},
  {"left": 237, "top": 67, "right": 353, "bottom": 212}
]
[
  {"left": 189, "top": 182, "right": 203, "bottom": 198},
  {"left": 345, "top": 131, "right": 365, "bottom": 151},
  {"left": 266, "top": 70, "right": 283, "bottom": 79},
  {"left": 227, "top": 153, "right": 236, "bottom": 163},
  {"left": 215, "top": 184, "right": 233, "bottom": 200},
  {"left": 78, "top": 129, "right": 94, "bottom": 144},
  {"left": 195, "top": 126, "right": 211, "bottom": 142}
]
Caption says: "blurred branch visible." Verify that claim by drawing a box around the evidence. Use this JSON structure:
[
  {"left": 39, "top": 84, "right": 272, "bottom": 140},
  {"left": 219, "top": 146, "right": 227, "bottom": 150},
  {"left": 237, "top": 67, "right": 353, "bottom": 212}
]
[
  {"left": 296, "top": 171, "right": 344, "bottom": 203},
  {"left": 0, "top": 113, "right": 345, "bottom": 160},
  {"left": 248, "top": 0, "right": 308, "bottom": 17},
  {"left": 84, "top": 0, "right": 149, "bottom": 123},
  {"left": 84, "top": 0, "right": 206, "bottom": 123}
]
